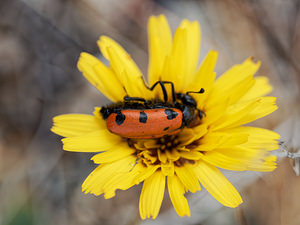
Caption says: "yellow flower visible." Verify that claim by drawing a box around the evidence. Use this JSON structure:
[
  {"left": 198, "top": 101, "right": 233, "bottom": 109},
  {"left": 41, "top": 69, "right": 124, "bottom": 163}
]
[{"left": 51, "top": 15, "right": 279, "bottom": 219}]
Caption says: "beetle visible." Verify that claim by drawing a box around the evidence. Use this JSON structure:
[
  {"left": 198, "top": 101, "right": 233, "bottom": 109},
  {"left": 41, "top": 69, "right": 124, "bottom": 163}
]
[{"left": 100, "top": 81, "right": 205, "bottom": 139}]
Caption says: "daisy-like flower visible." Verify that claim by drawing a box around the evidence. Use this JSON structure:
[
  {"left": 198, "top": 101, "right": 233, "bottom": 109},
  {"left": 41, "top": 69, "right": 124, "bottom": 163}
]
[{"left": 51, "top": 15, "right": 279, "bottom": 219}]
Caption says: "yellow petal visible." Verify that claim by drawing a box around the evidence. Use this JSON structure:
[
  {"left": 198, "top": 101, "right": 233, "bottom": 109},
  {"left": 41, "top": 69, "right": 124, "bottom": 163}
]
[
  {"left": 249, "top": 96, "right": 278, "bottom": 117},
  {"left": 165, "top": 149, "right": 180, "bottom": 161},
  {"left": 198, "top": 132, "right": 248, "bottom": 150},
  {"left": 180, "top": 151, "right": 203, "bottom": 160},
  {"left": 201, "top": 145, "right": 276, "bottom": 171},
  {"left": 139, "top": 172, "right": 165, "bottom": 220},
  {"left": 77, "top": 52, "right": 126, "bottom": 102},
  {"left": 201, "top": 99, "right": 229, "bottom": 126},
  {"left": 205, "top": 57, "right": 260, "bottom": 109},
  {"left": 185, "top": 50, "right": 218, "bottom": 105},
  {"left": 230, "top": 97, "right": 278, "bottom": 128},
  {"left": 91, "top": 142, "right": 135, "bottom": 164},
  {"left": 202, "top": 146, "right": 261, "bottom": 171},
  {"left": 225, "top": 126, "right": 280, "bottom": 150},
  {"left": 206, "top": 75, "right": 256, "bottom": 109},
  {"left": 144, "top": 140, "right": 160, "bottom": 149},
  {"left": 107, "top": 162, "right": 154, "bottom": 189},
  {"left": 178, "top": 125, "right": 207, "bottom": 146},
  {"left": 98, "top": 36, "right": 152, "bottom": 99},
  {"left": 211, "top": 97, "right": 278, "bottom": 131},
  {"left": 160, "top": 28, "right": 186, "bottom": 92},
  {"left": 240, "top": 76, "right": 273, "bottom": 101},
  {"left": 175, "top": 165, "right": 201, "bottom": 193},
  {"left": 246, "top": 154, "right": 277, "bottom": 172},
  {"left": 134, "top": 164, "right": 160, "bottom": 184},
  {"left": 194, "top": 161, "right": 243, "bottom": 207},
  {"left": 225, "top": 126, "right": 280, "bottom": 140},
  {"left": 167, "top": 175, "right": 190, "bottom": 217},
  {"left": 177, "top": 128, "right": 195, "bottom": 145},
  {"left": 93, "top": 107, "right": 101, "bottom": 117},
  {"left": 161, "top": 21, "right": 201, "bottom": 92},
  {"left": 179, "top": 20, "right": 201, "bottom": 88},
  {"left": 62, "top": 130, "right": 121, "bottom": 152},
  {"left": 51, "top": 114, "right": 106, "bottom": 138},
  {"left": 102, "top": 163, "right": 143, "bottom": 199},
  {"left": 148, "top": 15, "right": 172, "bottom": 86},
  {"left": 103, "top": 172, "right": 137, "bottom": 199},
  {"left": 226, "top": 76, "right": 256, "bottom": 105},
  {"left": 161, "top": 161, "right": 175, "bottom": 176},
  {"left": 158, "top": 150, "right": 168, "bottom": 163},
  {"left": 82, "top": 155, "right": 136, "bottom": 196},
  {"left": 140, "top": 151, "right": 157, "bottom": 164},
  {"left": 214, "top": 57, "right": 260, "bottom": 92},
  {"left": 242, "top": 142, "right": 279, "bottom": 151}
]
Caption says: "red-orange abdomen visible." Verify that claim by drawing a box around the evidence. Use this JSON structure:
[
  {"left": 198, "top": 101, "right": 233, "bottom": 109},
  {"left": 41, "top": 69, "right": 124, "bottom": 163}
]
[{"left": 106, "top": 108, "right": 183, "bottom": 139}]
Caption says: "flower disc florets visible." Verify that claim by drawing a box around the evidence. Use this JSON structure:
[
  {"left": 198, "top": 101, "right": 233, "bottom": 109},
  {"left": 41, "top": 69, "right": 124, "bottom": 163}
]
[{"left": 135, "top": 133, "right": 197, "bottom": 168}]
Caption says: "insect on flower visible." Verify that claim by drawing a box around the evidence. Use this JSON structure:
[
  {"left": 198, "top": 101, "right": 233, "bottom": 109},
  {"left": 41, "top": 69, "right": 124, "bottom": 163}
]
[
  {"left": 51, "top": 14, "right": 280, "bottom": 220},
  {"left": 100, "top": 81, "right": 205, "bottom": 139}
]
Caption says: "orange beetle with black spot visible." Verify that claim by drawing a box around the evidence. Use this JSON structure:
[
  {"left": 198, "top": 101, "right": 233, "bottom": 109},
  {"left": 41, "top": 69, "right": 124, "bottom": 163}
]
[{"left": 100, "top": 81, "right": 205, "bottom": 139}]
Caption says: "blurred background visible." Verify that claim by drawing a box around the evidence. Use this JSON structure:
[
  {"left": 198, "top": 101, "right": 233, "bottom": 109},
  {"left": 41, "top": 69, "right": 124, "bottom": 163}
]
[{"left": 1, "top": 0, "right": 300, "bottom": 224}]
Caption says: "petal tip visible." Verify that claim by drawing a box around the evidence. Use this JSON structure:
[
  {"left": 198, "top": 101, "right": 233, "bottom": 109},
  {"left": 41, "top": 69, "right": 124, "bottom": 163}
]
[{"left": 249, "top": 56, "right": 261, "bottom": 66}]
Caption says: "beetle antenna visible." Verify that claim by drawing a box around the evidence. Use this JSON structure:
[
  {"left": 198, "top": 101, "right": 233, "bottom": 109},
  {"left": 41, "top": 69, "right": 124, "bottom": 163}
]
[{"left": 186, "top": 88, "right": 205, "bottom": 95}]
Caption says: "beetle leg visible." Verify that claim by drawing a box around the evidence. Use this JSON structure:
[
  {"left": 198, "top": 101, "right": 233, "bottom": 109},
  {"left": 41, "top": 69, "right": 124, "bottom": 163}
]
[
  {"left": 198, "top": 109, "right": 206, "bottom": 119},
  {"left": 161, "top": 81, "right": 176, "bottom": 103},
  {"left": 149, "top": 81, "right": 168, "bottom": 102},
  {"left": 148, "top": 81, "right": 176, "bottom": 103},
  {"left": 123, "top": 96, "right": 146, "bottom": 103}
]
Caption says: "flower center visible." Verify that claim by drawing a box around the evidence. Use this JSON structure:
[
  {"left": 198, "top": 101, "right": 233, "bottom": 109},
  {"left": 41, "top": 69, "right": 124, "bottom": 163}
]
[
  {"left": 131, "top": 132, "right": 197, "bottom": 174},
  {"left": 157, "top": 135, "right": 179, "bottom": 152}
]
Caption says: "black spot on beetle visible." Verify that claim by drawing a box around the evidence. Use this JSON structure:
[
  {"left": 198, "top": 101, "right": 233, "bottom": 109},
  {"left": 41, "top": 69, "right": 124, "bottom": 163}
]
[
  {"left": 139, "top": 111, "right": 147, "bottom": 123},
  {"left": 165, "top": 109, "right": 178, "bottom": 120},
  {"left": 163, "top": 127, "right": 169, "bottom": 131},
  {"left": 116, "top": 112, "right": 126, "bottom": 125}
]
